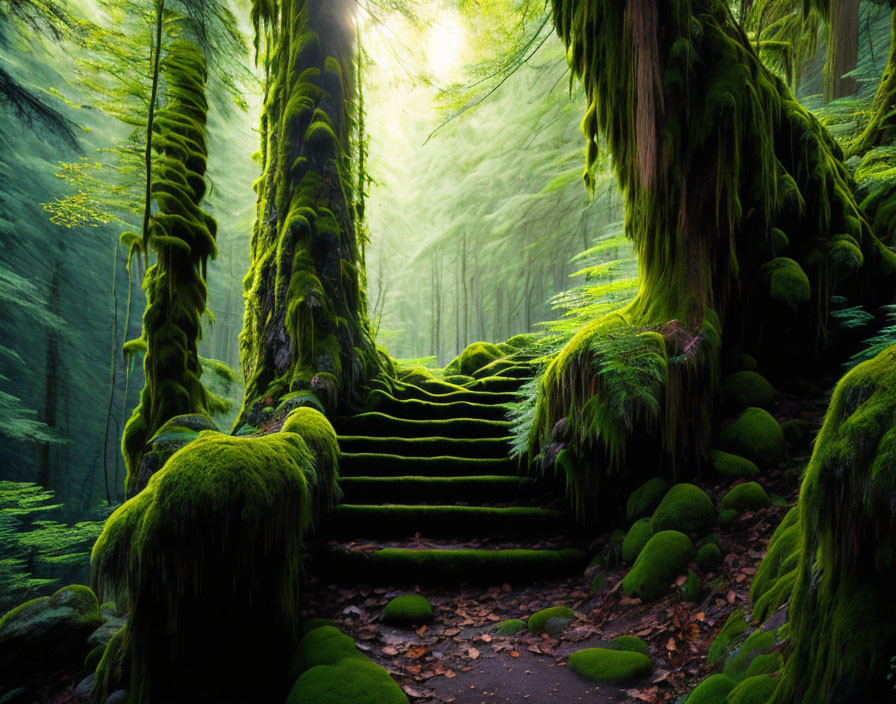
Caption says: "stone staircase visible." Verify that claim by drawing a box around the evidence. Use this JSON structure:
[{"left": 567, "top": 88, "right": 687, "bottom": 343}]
[{"left": 316, "top": 357, "right": 588, "bottom": 585}]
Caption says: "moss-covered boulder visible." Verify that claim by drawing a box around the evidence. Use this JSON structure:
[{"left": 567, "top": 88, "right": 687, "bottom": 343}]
[
  {"left": 696, "top": 543, "right": 723, "bottom": 571},
  {"left": 726, "top": 674, "right": 779, "bottom": 704},
  {"left": 708, "top": 610, "right": 748, "bottom": 664},
  {"left": 719, "top": 482, "right": 771, "bottom": 515},
  {"left": 621, "top": 517, "right": 654, "bottom": 564},
  {"left": 679, "top": 568, "right": 701, "bottom": 602},
  {"left": 685, "top": 673, "right": 738, "bottom": 704},
  {"left": 458, "top": 342, "right": 504, "bottom": 376},
  {"left": 723, "top": 629, "right": 777, "bottom": 681},
  {"left": 528, "top": 605, "right": 575, "bottom": 635},
  {"left": 761, "top": 257, "right": 811, "bottom": 308},
  {"left": 651, "top": 483, "right": 716, "bottom": 536},
  {"left": 494, "top": 619, "right": 527, "bottom": 636},
  {"left": 622, "top": 530, "right": 695, "bottom": 602},
  {"left": 708, "top": 449, "right": 760, "bottom": 480},
  {"left": 287, "top": 626, "right": 408, "bottom": 704},
  {"left": 607, "top": 635, "right": 649, "bottom": 656},
  {"left": 625, "top": 477, "right": 669, "bottom": 524},
  {"left": 0, "top": 585, "right": 102, "bottom": 684},
  {"left": 719, "top": 408, "right": 785, "bottom": 467},
  {"left": 780, "top": 418, "right": 812, "bottom": 449},
  {"left": 90, "top": 429, "right": 340, "bottom": 704},
  {"left": 722, "top": 372, "right": 775, "bottom": 410},
  {"left": 383, "top": 595, "right": 433, "bottom": 627},
  {"left": 131, "top": 413, "right": 218, "bottom": 494},
  {"left": 567, "top": 647, "right": 653, "bottom": 684}
]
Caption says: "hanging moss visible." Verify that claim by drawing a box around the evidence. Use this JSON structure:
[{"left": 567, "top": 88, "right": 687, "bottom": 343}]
[
  {"left": 770, "top": 345, "right": 896, "bottom": 704},
  {"left": 120, "top": 40, "right": 218, "bottom": 494},
  {"left": 90, "top": 430, "right": 339, "bottom": 704},
  {"left": 538, "top": 0, "right": 896, "bottom": 519},
  {"left": 238, "top": 0, "right": 379, "bottom": 426}
]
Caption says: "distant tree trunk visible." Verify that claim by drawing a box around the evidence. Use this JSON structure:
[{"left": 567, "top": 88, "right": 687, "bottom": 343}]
[
  {"left": 461, "top": 229, "right": 468, "bottom": 348},
  {"left": 434, "top": 249, "right": 442, "bottom": 361},
  {"left": 37, "top": 266, "right": 60, "bottom": 490},
  {"left": 825, "top": 0, "right": 860, "bottom": 101}
]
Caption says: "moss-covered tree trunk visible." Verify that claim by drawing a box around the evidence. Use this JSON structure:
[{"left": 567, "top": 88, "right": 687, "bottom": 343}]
[
  {"left": 536, "top": 0, "right": 896, "bottom": 517},
  {"left": 824, "top": 0, "right": 860, "bottom": 101},
  {"left": 237, "top": 0, "right": 377, "bottom": 428},
  {"left": 851, "top": 4, "right": 896, "bottom": 154},
  {"left": 121, "top": 40, "right": 217, "bottom": 494}
]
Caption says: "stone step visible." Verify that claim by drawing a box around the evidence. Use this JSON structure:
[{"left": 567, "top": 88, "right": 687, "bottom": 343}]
[
  {"left": 338, "top": 413, "right": 513, "bottom": 440},
  {"left": 338, "top": 475, "right": 541, "bottom": 505},
  {"left": 337, "top": 435, "right": 513, "bottom": 459},
  {"left": 338, "top": 453, "right": 519, "bottom": 477},
  {"left": 363, "top": 390, "right": 514, "bottom": 422}
]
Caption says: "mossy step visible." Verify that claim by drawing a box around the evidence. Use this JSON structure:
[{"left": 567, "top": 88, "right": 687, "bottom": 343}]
[
  {"left": 338, "top": 475, "right": 540, "bottom": 505},
  {"left": 339, "top": 453, "right": 518, "bottom": 477},
  {"left": 323, "top": 504, "right": 571, "bottom": 539},
  {"left": 471, "top": 363, "right": 535, "bottom": 381},
  {"left": 364, "top": 390, "right": 514, "bottom": 422},
  {"left": 319, "top": 547, "right": 588, "bottom": 584},
  {"left": 462, "top": 375, "right": 527, "bottom": 393},
  {"left": 337, "top": 435, "right": 513, "bottom": 459},
  {"left": 384, "top": 381, "right": 522, "bottom": 405},
  {"left": 339, "top": 413, "right": 513, "bottom": 440}
]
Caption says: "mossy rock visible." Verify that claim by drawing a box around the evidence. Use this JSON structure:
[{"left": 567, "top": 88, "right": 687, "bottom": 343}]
[
  {"left": 722, "top": 372, "right": 775, "bottom": 410},
  {"left": 567, "top": 647, "right": 653, "bottom": 684},
  {"left": 622, "top": 530, "right": 695, "bottom": 602},
  {"left": 745, "top": 651, "right": 783, "bottom": 677},
  {"left": 761, "top": 257, "right": 811, "bottom": 308},
  {"left": 738, "top": 354, "right": 758, "bottom": 372},
  {"left": 301, "top": 618, "right": 340, "bottom": 635},
  {"left": 458, "top": 342, "right": 505, "bottom": 376},
  {"left": 750, "top": 507, "right": 800, "bottom": 623},
  {"left": 720, "top": 408, "right": 785, "bottom": 467},
  {"left": 708, "top": 450, "right": 760, "bottom": 480},
  {"left": 719, "top": 482, "right": 771, "bottom": 515},
  {"left": 651, "top": 483, "right": 716, "bottom": 536},
  {"left": 719, "top": 508, "right": 740, "bottom": 529},
  {"left": 625, "top": 477, "right": 669, "bottom": 524},
  {"left": 685, "top": 673, "right": 738, "bottom": 704},
  {"left": 622, "top": 517, "right": 654, "bottom": 564},
  {"left": 0, "top": 585, "right": 102, "bottom": 683},
  {"left": 708, "top": 610, "right": 747, "bottom": 664},
  {"left": 505, "top": 333, "right": 537, "bottom": 349},
  {"left": 294, "top": 626, "right": 360, "bottom": 672},
  {"left": 383, "top": 595, "right": 433, "bottom": 627},
  {"left": 780, "top": 419, "right": 812, "bottom": 449},
  {"left": 493, "top": 619, "right": 527, "bottom": 636},
  {"left": 723, "top": 629, "right": 777, "bottom": 681},
  {"left": 696, "top": 543, "right": 723, "bottom": 571},
  {"left": 679, "top": 569, "right": 700, "bottom": 602},
  {"left": 528, "top": 605, "right": 575, "bottom": 635},
  {"left": 726, "top": 675, "right": 779, "bottom": 704},
  {"left": 607, "top": 635, "right": 649, "bottom": 656}
]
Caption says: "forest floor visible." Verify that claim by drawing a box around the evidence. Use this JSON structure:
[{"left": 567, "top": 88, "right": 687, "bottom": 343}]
[{"left": 303, "top": 462, "right": 802, "bottom": 704}]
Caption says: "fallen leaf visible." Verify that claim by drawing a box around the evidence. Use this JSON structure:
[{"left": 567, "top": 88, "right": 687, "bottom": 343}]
[
  {"left": 468, "top": 647, "right": 480, "bottom": 660},
  {"left": 510, "top": 651, "right": 520, "bottom": 658}
]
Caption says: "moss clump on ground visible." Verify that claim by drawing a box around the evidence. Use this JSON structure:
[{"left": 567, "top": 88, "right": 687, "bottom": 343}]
[
  {"left": 719, "top": 482, "right": 771, "bottom": 514},
  {"left": 727, "top": 675, "right": 779, "bottom": 704},
  {"left": 722, "top": 372, "right": 775, "bottom": 410},
  {"left": 383, "top": 595, "right": 433, "bottom": 627},
  {"left": 528, "top": 605, "right": 575, "bottom": 635},
  {"left": 458, "top": 342, "right": 505, "bottom": 376},
  {"left": 780, "top": 419, "right": 811, "bottom": 449},
  {"left": 770, "top": 346, "right": 896, "bottom": 704},
  {"left": 494, "top": 619, "right": 527, "bottom": 635},
  {"left": 622, "top": 530, "right": 695, "bottom": 602},
  {"left": 622, "top": 517, "right": 655, "bottom": 563},
  {"left": 680, "top": 568, "right": 700, "bottom": 602},
  {"left": 567, "top": 647, "right": 653, "bottom": 683},
  {"left": 91, "top": 430, "right": 337, "bottom": 703},
  {"left": 625, "top": 477, "right": 669, "bottom": 524},
  {"left": 708, "top": 610, "right": 748, "bottom": 664},
  {"left": 287, "top": 626, "right": 407, "bottom": 704},
  {"left": 651, "top": 483, "right": 716, "bottom": 536},
  {"left": 723, "top": 629, "right": 777, "bottom": 681},
  {"left": 607, "top": 635, "right": 649, "bottom": 656},
  {"left": 686, "top": 673, "right": 738, "bottom": 704},
  {"left": 696, "top": 543, "right": 723, "bottom": 570},
  {"left": 750, "top": 506, "right": 800, "bottom": 623},
  {"left": 720, "top": 408, "right": 785, "bottom": 467},
  {"left": 708, "top": 450, "right": 760, "bottom": 480}
]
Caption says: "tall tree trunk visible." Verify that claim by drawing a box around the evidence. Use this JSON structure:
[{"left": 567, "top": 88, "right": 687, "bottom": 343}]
[
  {"left": 825, "top": 0, "right": 860, "bottom": 101},
  {"left": 37, "top": 266, "right": 60, "bottom": 490}
]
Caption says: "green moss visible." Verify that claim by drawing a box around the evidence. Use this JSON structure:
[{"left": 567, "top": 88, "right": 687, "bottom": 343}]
[
  {"left": 301, "top": 618, "right": 339, "bottom": 634},
  {"left": 724, "top": 629, "right": 777, "bottom": 681},
  {"left": 458, "top": 342, "right": 505, "bottom": 376},
  {"left": 494, "top": 619, "right": 527, "bottom": 635},
  {"left": 727, "top": 675, "right": 779, "bottom": 704},
  {"left": 750, "top": 507, "right": 800, "bottom": 623},
  {"left": 622, "top": 517, "right": 654, "bottom": 563},
  {"left": 85, "top": 644, "right": 105, "bottom": 671},
  {"left": 718, "top": 508, "right": 739, "bottom": 529},
  {"left": 294, "top": 626, "right": 359, "bottom": 672},
  {"left": 651, "top": 483, "right": 716, "bottom": 536},
  {"left": 739, "top": 354, "right": 758, "bottom": 372},
  {"left": 696, "top": 543, "right": 723, "bottom": 571},
  {"left": 567, "top": 647, "right": 653, "bottom": 684},
  {"left": 708, "top": 450, "right": 760, "bottom": 480},
  {"left": 622, "top": 530, "right": 695, "bottom": 602},
  {"left": 685, "top": 674, "right": 738, "bottom": 704},
  {"left": 680, "top": 568, "right": 701, "bottom": 602},
  {"left": 719, "top": 482, "right": 771, "bottom": 514},
  {"left": 625, "top": 477, "right": 669, "bottom": 524},
  {"left": 720, "top": 408, "right": 785, "bottom": 467},
  {"left": 760, "top": 257, "right": 811, "bottom": 308},
  {"left": 607, "top": 635, "right": 649, "bottom": 656},
  {"left": 91, "top": 431, "right": 337, "bottom": 703},
  {"left": 506, "top": 333, "right": 537, "bottom": 349},
  {"left": 708, "top": 610, "right": 747, "bottom": 664},
  {"left": 528, "top": 605, "right": 575, "bottom": 635},
  {"left": 780, "top": 419, "right": 811, "bottom": 449},
  {"left": 383, "top": 595, "right": 432, "bottom": 627},
  {"left": 746, "top": 652, "right": 783, "bottom": 677},
  {"left": 610, "top": 528, "right": 626, "bottom": 547},
  {"left": 722, "top": 372, "right": 775, "bottom": 410}
]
